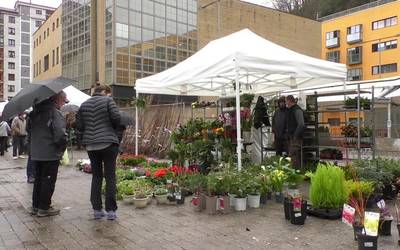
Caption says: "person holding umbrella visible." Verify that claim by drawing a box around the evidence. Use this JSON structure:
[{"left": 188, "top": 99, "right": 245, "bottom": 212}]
[
  {"left": 76, "top": 85, "right": 121, "bottom": 220},
  {"left": 28, "top": 91, "right": 68, "bottom": 217}
]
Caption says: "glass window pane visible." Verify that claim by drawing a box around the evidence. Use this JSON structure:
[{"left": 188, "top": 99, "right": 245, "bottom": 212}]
[
  {"left": 143, "top": 14, "right": 154, "bottom": 29},
  {"left": 115, "top": 7, "right": 128, "bottom": 24},
  {"left": 129, "top": 0, "right": 141, "bottom": 11},
  {"left": 143, "top": 1, "right": 154, "bottom": 14},
  {"left": 155, "top": 3, "right": 165, "bottom": 17}
]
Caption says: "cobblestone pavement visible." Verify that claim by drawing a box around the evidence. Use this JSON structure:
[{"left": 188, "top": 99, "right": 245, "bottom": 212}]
[{"left": 0, "top": 150, "right": 399, "bottom": 250}]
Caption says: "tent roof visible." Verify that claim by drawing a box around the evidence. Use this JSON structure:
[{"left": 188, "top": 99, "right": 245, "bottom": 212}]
[
  {"left": 136, "top": 29, "right": 347, "bottom": 97},
  {"left": 63, "top": 85, "right": 90, "bottom": 106}
]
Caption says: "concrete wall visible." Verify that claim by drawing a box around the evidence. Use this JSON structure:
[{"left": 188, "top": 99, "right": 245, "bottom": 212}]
[{"left": 198, "top": 0, "right": 322, "bottom": 58}]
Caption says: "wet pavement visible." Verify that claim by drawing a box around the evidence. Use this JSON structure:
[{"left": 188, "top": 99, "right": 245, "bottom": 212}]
[{"left": 0, "top": 150, "right": 398, "bottom": 250}]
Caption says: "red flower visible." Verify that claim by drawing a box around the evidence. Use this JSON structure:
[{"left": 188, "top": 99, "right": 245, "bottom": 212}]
[
  {"left": 145, "top": 170, "right": 151, "bottom": 177},
  {"left": 154, "top": 168, "right": 168, "bottom": 178}
]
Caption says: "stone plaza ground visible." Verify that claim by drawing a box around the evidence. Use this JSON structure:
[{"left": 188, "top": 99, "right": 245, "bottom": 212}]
[{"left": 0, "top": 150, "right": 399, "bottom": 250}]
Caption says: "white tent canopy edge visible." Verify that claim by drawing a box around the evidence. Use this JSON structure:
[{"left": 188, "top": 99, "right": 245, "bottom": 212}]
[{"left": 135, "top": 29, "right": 347, "bottom": 170}]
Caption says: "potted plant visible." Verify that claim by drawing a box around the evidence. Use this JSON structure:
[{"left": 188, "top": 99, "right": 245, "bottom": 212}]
[
  {"left": 377, "top": 200, "right": 393, "bottom": 236},
  {"left": 270, "top": 169, "right": 285, "bottom": 203},
  {"left": 154, "top": 187, "right": 169, "bottom": 205},
  {"left": 117, "top": 180, "right": 135, "bottom": 205},
  {"left": 205, "top": 173, "right": 218, "bottom": 214},
  {"left": 133, "top": 186, "right": 149, "bottom": 209},
  {"left": 308, "top": 163, "right": 348, "bottom": 219},
  {"left": 218, "top": 173, "right": 233, "bottom": 213},
  {"left": 288, "top": 196, "right": 307, "bottom": 225},
  {"left": 232, "top": 173, "right": 248, "bottom": 211},
  {"left": 246, "top": 177, "right": 261, "bottom": 208},
  {"left": 259, "top": 172, "right": 271, "bottom": 205}
]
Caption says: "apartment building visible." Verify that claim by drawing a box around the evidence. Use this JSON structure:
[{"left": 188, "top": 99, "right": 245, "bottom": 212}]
[
  {"left": 33, "top": 7, "right": 62, "bottom": 81},
  {"left": 0, "top": 1, "right": 55, "bottom": 100},
  {"left": 321, "top": 0, "right": 400, "bottom": 81}
]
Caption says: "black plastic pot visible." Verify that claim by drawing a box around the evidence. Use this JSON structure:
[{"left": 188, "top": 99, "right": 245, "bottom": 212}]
[
  {"left": 283, "top": 197, "right": 290, "bottom": 220},
  {"left": 378, "top": 219, "right": 392, "bottom": 236},
  {"left": 353, "top": 223, "right": 363, "bottom": 241},
  {"left": 289, "top": 200, "right": 307, "bottom": 225},
  {"left": 260, "top": 193, "right": 268, "bottom": 204},
  {"left": 357, "top": 233, "right": 378, "bottom": 250},
  {"left": 397, "top": 224, "right": 400, "bottom": 246},
  {"left": 176, "top": 193, "right": 185, "bottom": 205},
  {"left": 266, "top": 191, "right": 272, "bottom": 200},
  {"left": 382, "top": 184, "right": 398, "bottom": 200}
]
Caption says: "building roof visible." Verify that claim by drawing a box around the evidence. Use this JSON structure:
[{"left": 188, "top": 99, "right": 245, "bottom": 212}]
[
  {"left": 0, "top": 7, "right": 18, "bottom": 15},
  {"left": 319, "top": 0, "right": 398, "bottom": 22},
  {"left": 14, "top": 1, "right": 56, "bottom": 11}
]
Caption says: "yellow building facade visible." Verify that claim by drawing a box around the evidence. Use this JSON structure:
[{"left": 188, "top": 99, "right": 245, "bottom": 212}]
[
  {"left": 32, "top": 6, "right": 62, "bottom": 82},
  {"left": 321, "top": 0, "right": 400, "bottom": 81}
]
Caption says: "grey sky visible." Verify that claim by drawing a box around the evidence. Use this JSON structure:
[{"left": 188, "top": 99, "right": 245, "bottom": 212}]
[{"left": 0, "top": 0, "right": 61, "bottom": 9}]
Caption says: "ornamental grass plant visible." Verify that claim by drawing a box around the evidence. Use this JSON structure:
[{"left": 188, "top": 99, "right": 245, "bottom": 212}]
[{"left": 309, "top": 163, "right": 348, "bottom": 209}]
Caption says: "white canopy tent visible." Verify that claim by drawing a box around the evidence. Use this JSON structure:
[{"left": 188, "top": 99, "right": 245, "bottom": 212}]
[
  {"left": 135, "top": 29, "right": 347, "bottom": 170},
  {"left": 63, "top": 85, "right": 91, "bottom": 106}
]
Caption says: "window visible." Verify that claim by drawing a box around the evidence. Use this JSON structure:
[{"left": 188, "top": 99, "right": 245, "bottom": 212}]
[
  {"left": 44, "top": 55, "right": 49, "bottom": 72},
  {"left": 8, "top": 27, "right": 15, "bottom": 35},
  {"left": 56, "top": 47, "right": 59, "bottom": 64},
  {"left": 47, "top": 28, "right": 49, "bottom": 36},
  {"left": 326, "top": 51, "right": 340, "bottom": 63},
  {"left": 347, "top": 47, "right": 362, "bottom": 65},
  {"left": 56, "top": 18, "right": 59, "bottom": 28},
  {"left": 8, "top": 74, "right": 15, "bottom": 81},
  {"left": 39, "top": 36, "right": 41, "bottom": 44},
  {"left": 8, "top": 85, "right": 15, "bottom": 92},
  {"left": 8, "top": 50, "right": 15, "bottom": 58},
  {"left": 372, "top": 40, "right": 397, "bottom": 52},
  {"left": 328, "top": 118, "right": 340, "bottom": 126},
  {"left": 325, "top": 30, "right": 340, "bottom": 48},
  {"left": 8, "top": 62, "right": 15, "bottom": 69},
  {"left": 347, "top": 68, "right": 362, "bottom": 81},
  {"left": 347, "top": 24, "right": 362, "bottom": 43},
  {"left": 35, "top": 20, "right": 41, "bottom": 27},
  {"left": 8, "top": 16, "right": 15, "bottom": 23},
  {"left": 52, "top": 22, "right": 55, "bottom": 31},
  {"left": 36, "top": 10, "right": 42, "bottom": 15},
  {"left": 39, "top": 60, "right": 41, "bottom": 74},
  {"left": 33, "top": 64, "right": 36, "bottom": 77},
  {"left": 372, "top": 16, "right": 397, "bottom": 30},
  {"left": 372, "top": 63, "right": 397, "bottom": 75},
  {"left": 44, "top": 31, "right": 46, "bottom": 39},
  {"left": 8, "top": 39, "right": 15, "bottom": 47},
  {"left": 52, "top": 49, "right": 55, "bottom": 66},
  {"left": 349, "top": 118, "right": 363, "bottom": 126},
  {"left": 116, "top": 23, "right": 128, "bottom": 39}
]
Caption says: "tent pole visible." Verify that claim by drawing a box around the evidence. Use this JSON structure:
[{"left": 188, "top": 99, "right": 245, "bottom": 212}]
[
  {"left": 135, "top": 91, "right": 139, "bottom": 156},
  {"left": 387, "top": 99, "right": 391, "bottom": 138},
  {"left": 234, "top": 58, "right": 242, "bottom": 171}
]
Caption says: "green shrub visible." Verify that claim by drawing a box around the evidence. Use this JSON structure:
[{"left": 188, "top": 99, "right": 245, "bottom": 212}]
[
  {"left": 345, "top": 180, "right": 374, "bottom": 201},
  {"left": 352, "top": 159, "right": 394, "bottom": 189},
  {"left": 309, "top": 163, "right": 348, "bottom": 209}
]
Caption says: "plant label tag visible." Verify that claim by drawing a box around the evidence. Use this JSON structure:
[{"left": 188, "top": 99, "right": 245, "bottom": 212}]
[
  {"left": 364, "top": 242, "right": 373, "bottom": 247},
  {"left": 364, "top": 211, "right": 380, "bottom": 236},
  {"left": 175, "top": 194, "right": 181, "bottom": 200},
  {"left": 294, "top": 213, "right": 302, "bottom": 217},
  {"left": 342, "top": 204, "right": 355, "bottom": 227},
  {"left": 293, "top": 197, "right": 301, "bottom": 212}
]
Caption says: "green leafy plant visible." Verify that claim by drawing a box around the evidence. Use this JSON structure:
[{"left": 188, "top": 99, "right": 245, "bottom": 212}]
[
  {"left": 309, "top": 163, "right": 348, "bottom": 209},
  {"left": 206, "top": 173, "right": 219, "bottom": 196},
  {"left": 154, "top": 187, "right": 168, "bottom": 195},
  {"left": 352, "top": 159, "right": 394, "bottom": 190},
  {"left": 345, "top": 180, "right": 374, "bottom": 201},
  {"left": 270, "top": 169, "right": 286, "bottom": 192}
]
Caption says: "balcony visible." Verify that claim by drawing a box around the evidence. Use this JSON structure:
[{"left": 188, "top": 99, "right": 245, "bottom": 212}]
[
  {"left": 326, "top": 37, "right": 339, "bottom": 48},
  {"left": 347, "top": 32, "right": 362, "bottom": 44}
]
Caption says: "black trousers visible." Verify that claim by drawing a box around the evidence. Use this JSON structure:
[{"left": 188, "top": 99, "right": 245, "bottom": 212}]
[
  {"left": 88, "top": 144, "right": 118, "bottom": 212},
  {"left": 12, "top": 135, "right": 26, "bottom": 156},
  {"left": 32, "top": 160, "right": 60, "bottom": 210},
  {"left": 275, "top": 135, "right": 287, "bottom": 156},
  {"left": 0, "top": 136, "right": 7, "bottom": 155}
]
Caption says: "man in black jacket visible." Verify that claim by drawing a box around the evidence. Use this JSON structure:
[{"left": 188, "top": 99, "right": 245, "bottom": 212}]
[
  {"left": 28, "top": 91, "right": 68, "bottom": 217},
  {"left": 76, "top": 85, "right": 121, "bottom": 220},
  {"left": 286, "top": 95, "right": 304, "bottom": 170},
  {"left": 272, "top": 96, "right": 288, "bottom": 156}
]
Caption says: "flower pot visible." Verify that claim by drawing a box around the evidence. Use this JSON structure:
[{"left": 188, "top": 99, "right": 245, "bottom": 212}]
[
  {"left": 228, "top": 193, "right": 236, "bottom": 207},
  {"left": 155, "top": 194, "right": 168, "bottom": 205},
  {"left": 205, "top": 195, "right": 217, "bottom": 215},
  {"left": 353, "top": 223, "right": 364, "bottom": 241},
  {"left": 192, "top": 195, "right": 202, "bottom": 212},
  {"left": 260, "top": 193, "right": 268, "bottom": 205},
  {"left": 284, "top": 197, "right": 290, "bottom": 220},
  {"left": 133, "top": 197, "right": 148, "bottom": 209},
  {"left": 247, "top": 194, "right": 260, "bottom": 208},
  {"left": 176, "top": 193, "right": 185, "bottom": 205},
  {"left": 221, "top": 195, "right": 232, "bottom": 214},
  {"left": 357, "top": 233, "right": 378, "bottom": 250},
  {"left": 200, "top": 193, "right": 207, "bottom": 210},
  {"left": 123, "top": 194, "right": 135, "bottom": 205},
  {"left": 266, "top": 191, "right": 272, "bottom": 200},
  {"left": 275, "top": 192, "right": 283, "bottom": 203},
  {"left": 289, "top": 199, "right": 307, "bottom": 225},
  {"left": 378, "top": 218, "right": 392, "bottom": 236},
  {"left": 397, "top": 224, "right": 400, "bottom": 246},
  {"left": 234, "top": 197, "right": 247, "bottom": 211}
]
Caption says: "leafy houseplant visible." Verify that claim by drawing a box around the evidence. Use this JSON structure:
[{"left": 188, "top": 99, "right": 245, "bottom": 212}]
[{"left": 309, "top": 163, "right": 348, "bottom": 209}]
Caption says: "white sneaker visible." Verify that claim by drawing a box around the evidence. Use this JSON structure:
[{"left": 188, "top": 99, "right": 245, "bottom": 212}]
[
  {"left": 13, "top": 156, "right": 18, "bottom": 160},
  {"left": 19, "top": 155, "right": 27, "bottom": 159}
]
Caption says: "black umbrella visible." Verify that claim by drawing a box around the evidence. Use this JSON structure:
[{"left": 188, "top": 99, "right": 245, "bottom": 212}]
[
  {"left": 1, "top": 77, "right": 76, "bottom": 121},
  {"left": 61, "top": 104, "right": 80, "bottom": 113},
  {"left": 120, "top": 111, "right": 134, "bottom": 126}
]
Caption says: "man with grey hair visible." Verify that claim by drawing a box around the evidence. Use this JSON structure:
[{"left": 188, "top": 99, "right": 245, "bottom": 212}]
[{"left": 28, "top": 91, "right": 68, "bottom": 217}]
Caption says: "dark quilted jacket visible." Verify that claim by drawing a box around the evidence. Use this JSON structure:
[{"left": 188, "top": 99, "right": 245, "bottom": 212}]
[{"left": 76, "top": 95, "right": 121, "bottom": 146}]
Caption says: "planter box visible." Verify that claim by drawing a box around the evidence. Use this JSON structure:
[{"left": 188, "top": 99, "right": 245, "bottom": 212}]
[{"left": 306, "top": 204, "right": 342, "bottom": 220}]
